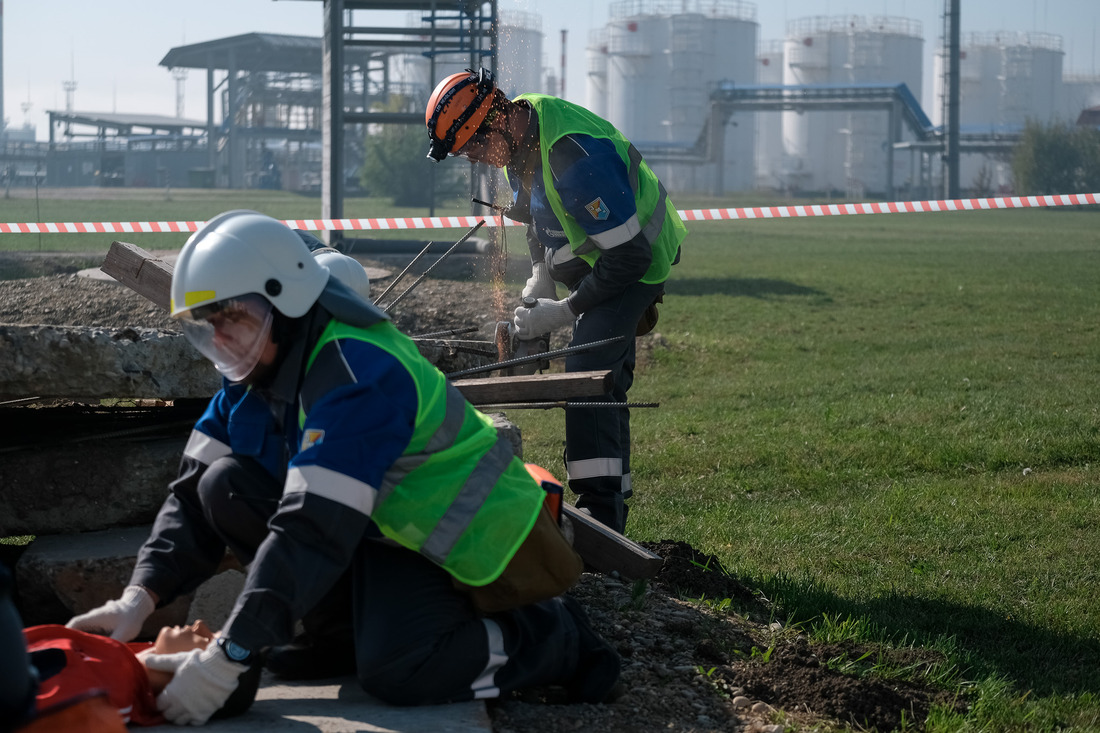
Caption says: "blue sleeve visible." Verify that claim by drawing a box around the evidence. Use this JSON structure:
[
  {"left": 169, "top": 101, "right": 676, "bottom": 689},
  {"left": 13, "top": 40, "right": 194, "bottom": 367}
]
[
  {"left": 548, "top": 134, "right": 654, "bottom": 313},
  {"left": 131, "top": 385, "right": 240, "bottom": 604},
  {"left": 549, "top": 135, "right": 638, "bottom": 243},
  {"left": 291, "top": 339, "right": 417, "bottom": 486},
  {"left": 192, "top": 381, "right": 239, "bottom": 445}
]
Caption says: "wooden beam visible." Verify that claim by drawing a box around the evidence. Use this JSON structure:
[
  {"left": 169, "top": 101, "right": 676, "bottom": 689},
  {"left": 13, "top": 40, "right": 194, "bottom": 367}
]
[
  {"left": 100, "top": 242, "right": 174, "bottom": 311},
  {"left": 561, "top": 504, "right": 664, "bottom": 580},
  {"left": 453, "top": 371, "right": 612, "bottom": 404}
]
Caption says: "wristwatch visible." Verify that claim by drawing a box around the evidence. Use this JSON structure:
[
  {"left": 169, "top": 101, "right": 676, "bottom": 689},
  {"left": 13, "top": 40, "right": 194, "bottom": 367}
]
[{"left": 216, "top": 636, "right": 256, "bottom": 666}]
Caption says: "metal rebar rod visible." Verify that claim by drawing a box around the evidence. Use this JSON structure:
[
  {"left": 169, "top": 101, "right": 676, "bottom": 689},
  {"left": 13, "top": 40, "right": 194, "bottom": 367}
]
[
  {"left": 410, "top": 325, "right": 481, "bottom": 339},
  {"left": 445, "top": 335, "right": 626, "bottom": 379},
  {"left": 372, "top": 239, "right": 435, "bottom": 305},
  {"left": 382, "top": 220, "right": 486, "bottom": 314}
]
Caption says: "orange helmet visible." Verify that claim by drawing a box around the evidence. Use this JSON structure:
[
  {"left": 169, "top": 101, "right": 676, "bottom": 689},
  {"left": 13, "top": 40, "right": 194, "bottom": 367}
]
[{"left": 425, "top": 68, "right": 498, "bottom": 161}]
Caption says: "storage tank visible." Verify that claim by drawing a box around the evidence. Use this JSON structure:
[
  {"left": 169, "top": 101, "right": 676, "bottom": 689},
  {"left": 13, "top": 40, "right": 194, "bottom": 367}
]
[
  {"left": 755, "top": 39, "right": 784, "bottom": 189},
  {"left": 497, "top": 11, "right": 545, "bottom": 98},
  {"left": 782, "top": 15, "right": 922, "bottom": 196},
  {"left": 602, "top": 0, "right": 758, "bottom": 193},
  {"left": 393, "top": 11, "right": 545, "bottom": 100},
  {"left": 933, "top": 31, "right": 1064, "bottom": 128},
  {"left": 586, "top": 27, "right": 610, "bottom": 119},
  {"left": 1060, "top": 73, "right": 1100, "bottom": 123},
  {"left": 932, "top": 31, "right": 1064, "bottom": 191}
]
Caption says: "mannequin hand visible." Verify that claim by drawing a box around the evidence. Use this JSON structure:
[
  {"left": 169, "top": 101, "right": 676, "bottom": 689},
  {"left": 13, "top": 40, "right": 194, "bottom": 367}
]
[
  {"left": 521, "top": 262, "right": 557, "bottom": 301},
  {"left": 147, "top": 640, "right": 248, "bottom": 726},
  {"left": 513, "top": 298, "right": 575, "bottom": 340},
  {"left": 65, "top": 585, "right": 155, "bottom": 642}
]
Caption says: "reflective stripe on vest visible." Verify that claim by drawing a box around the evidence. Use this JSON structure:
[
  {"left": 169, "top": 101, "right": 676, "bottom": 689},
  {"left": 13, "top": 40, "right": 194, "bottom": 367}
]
[{"left": 299, "top": 319, "right": 544, "bottom": 586}]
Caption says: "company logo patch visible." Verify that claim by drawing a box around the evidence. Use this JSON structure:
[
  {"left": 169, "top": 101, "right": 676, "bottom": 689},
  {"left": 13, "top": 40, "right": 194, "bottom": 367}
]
[
  {"left": 585, "top": 197, "right": 610, "bottom": 221},
  {"left": 301, "top": 429, "right": 325, "bottom": 451}
]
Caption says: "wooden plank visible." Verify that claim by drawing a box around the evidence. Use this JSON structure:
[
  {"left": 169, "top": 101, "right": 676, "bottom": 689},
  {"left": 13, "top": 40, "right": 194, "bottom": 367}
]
[
  {"left": 101, "top": 242, "right": 174, "bottom": 311},
  {"left": 453, "top": 371, "right": 613, "bottom": 405},
  {"left": 561, "top": 504, "right": 664, "bottom": 580}
]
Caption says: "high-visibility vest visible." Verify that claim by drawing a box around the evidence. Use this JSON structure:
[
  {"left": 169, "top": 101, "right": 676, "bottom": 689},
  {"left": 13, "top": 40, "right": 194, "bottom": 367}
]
[
  {"left": 300, "top": 319, "right": 545, "bottom": 586},
  {"left": 513, "top": 93, "right": 687, "bottom": 285}
]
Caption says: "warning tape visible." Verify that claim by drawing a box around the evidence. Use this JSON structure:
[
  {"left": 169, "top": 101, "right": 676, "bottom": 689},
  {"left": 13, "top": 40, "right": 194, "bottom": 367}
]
[{"left": 2, "top": 192, "right": 1098, "bottom": 234}]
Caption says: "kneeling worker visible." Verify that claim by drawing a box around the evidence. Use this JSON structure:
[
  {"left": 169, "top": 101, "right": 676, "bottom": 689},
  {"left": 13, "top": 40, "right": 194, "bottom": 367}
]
[{"left": 65, "top": 210, "right": 621, "bottom": 724}]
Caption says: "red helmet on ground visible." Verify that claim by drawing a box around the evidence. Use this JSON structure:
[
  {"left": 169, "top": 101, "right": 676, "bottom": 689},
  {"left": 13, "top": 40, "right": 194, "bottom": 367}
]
[{"left": 424, "top": 68, "right": 498, "bottom": 162}]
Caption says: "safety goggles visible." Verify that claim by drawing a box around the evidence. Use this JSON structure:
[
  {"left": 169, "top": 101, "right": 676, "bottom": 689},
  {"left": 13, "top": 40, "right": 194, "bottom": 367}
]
[{"left": 179, "top": 294, "right": 274, "bottom": 382}]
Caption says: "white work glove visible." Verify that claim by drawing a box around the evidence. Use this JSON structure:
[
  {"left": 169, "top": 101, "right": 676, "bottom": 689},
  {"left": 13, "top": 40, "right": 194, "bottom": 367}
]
[
  {"left": 146, "top": 640, "right": 248, "bottom": 726},
  {"left": 521, "top": 262, "right": 557, "bottom": 301},
  {"left": 513, "top": 298, "right": 576, "bottom": 340},
  {"left": 65, "top": 585, "right": 155, "bottom": 642}
]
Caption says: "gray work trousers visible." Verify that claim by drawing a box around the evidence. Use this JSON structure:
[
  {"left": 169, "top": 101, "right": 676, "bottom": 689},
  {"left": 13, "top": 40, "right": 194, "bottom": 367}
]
[
  {"left": 199, "top": 455, "right": 586, "bottom": 704},
  {"left": 564, "top": 280, "right": 665, "bottom": 534}
]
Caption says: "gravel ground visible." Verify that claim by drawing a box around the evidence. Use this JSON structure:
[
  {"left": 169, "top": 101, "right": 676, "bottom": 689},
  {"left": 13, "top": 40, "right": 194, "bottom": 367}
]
[{"left": 0, "top": 253, "right": 963, "bottom": 732}]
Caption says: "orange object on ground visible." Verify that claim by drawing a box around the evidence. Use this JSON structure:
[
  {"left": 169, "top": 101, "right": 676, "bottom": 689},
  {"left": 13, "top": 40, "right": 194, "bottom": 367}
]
[
  {"left": 16, "top": 692, "right": 128, "bottom": 733},
  {"left": 525, "top": 463, "right": 564, "bottom": 525},
  {"left": 22, "top": 625, "right": 163, "bottom": 727}
]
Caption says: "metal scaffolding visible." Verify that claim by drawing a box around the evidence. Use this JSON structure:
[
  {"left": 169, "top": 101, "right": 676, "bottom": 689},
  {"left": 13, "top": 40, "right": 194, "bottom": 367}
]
[{"left": 310, "top": 0, "right": 498, "bottom": 233}]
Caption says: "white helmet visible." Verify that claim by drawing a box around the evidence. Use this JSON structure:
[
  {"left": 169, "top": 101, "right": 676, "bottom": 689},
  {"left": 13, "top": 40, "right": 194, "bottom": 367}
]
[
  {"left": 171, "top": 210, "right": 329, "bottom": 381},
  {"left": 171, "top": 210, "right": 328, "bottom": 319},
  {"left": 314, "top": 249, "right": 371, "bottom": 301}
]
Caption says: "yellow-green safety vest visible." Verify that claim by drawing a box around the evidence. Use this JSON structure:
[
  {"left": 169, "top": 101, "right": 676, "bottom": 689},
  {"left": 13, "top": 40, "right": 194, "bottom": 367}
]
[
  {"left": 513, "top": 93, "right": 687, "bottom": 285},
  {"left": 300, "top": 319, "right": 545, "bottom": 587}
]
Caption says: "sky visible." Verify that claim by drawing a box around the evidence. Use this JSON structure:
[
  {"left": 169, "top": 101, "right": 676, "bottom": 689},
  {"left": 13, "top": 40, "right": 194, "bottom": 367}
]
[{"left": 3, "top": 0, "right": 1098, "bottom": 141}]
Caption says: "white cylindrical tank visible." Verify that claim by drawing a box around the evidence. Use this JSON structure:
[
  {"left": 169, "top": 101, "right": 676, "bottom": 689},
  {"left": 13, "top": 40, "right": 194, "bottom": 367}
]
[
  {"left": 498, "top": 11, "right": 545, "bottom": 98},
  {"left": 782, "top": 15, "right": 923, "bottom": 196},
  {"left": 1059, "top": 73, "right": 1100, "bottom": 122},
  {"left": 391, "top": 11, "right": 545, "bottom": 100},
  {"left": 932, "top": 31, "right": 1064, "bottom": 191},
  {"left": 586, "top": 27, "right": 610, "bottom": 118},
  {"left": 933, "top": 31, "right": 1064, "bottom": 128},
  {"left": 604, "top": 0, "right": 758, "bottom": 193},
  {"left": 755, "top": 39, "right": 784, "bottom": 189}
]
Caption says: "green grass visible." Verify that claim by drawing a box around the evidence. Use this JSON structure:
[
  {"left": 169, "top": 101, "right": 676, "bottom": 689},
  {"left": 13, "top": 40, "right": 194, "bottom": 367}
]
[
  {"left": 512, "top": 203, "right": 1100, "bottom": 730},
  {"left": 4, "top": 190, "right": 1100, "bottom": 729}
]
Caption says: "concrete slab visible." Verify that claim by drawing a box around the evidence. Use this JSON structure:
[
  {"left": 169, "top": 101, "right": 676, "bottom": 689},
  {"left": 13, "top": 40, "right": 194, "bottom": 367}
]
[{"left": 146, "top": 673, "right": 492, "bottom": 733}]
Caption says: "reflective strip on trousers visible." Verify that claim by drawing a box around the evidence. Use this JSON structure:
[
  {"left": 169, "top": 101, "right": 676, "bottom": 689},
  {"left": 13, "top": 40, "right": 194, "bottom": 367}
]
[
  {"left": 419, "top": 433, "right": 515, "bottom": 568},
  {"left": 568, "top": 459, "right": 633, "bottom": 499},
  {"left": 471, "top": 618, "right": 508, "bottom": 699},
  {"left": 566, "top": 457, "right": 622, "bottom": 481}
]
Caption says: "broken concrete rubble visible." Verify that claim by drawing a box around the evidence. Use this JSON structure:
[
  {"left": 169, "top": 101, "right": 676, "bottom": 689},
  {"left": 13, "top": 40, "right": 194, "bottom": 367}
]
[{"left": 0, "top": 324, "right": 218, "bottom": 401}]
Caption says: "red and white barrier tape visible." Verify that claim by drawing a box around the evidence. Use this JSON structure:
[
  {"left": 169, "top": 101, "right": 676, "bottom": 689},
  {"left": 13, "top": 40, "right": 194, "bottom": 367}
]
[{"left": 2, "top": 192, "right": 1098, "bottom": 234}]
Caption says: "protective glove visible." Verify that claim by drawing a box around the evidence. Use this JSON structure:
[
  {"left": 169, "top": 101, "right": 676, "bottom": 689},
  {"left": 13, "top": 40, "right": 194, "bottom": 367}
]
[
  {"left": 146, "top": 640, "right": 248, "bottom": 726},
  {"left": 65, "top": 584, "right": 155, "bottom": 642},
  {"left": 513, "top": 298, "right": 576, "bottom": 340},
  {"left": 521, "top": 262, "right": 557, "bottom": 301}
]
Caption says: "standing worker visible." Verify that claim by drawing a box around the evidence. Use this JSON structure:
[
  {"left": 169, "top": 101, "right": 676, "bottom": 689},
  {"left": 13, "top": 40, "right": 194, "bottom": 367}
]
[
  {"left": 425, "top": 68, "right": 687, "bottom": 534},
  {"left": 65, "top": 210, "right": 620, "bottom": 725}
]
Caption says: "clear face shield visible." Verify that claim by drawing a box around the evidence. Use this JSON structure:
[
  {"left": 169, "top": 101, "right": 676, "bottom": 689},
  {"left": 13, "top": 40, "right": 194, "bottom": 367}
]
[{"left": 178, "top": 294, "right": 275, "bottom": 382}]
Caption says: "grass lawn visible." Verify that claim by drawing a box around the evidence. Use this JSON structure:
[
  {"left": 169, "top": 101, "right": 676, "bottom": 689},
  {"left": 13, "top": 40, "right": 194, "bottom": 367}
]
[
  {"left": 513, "top": 203, "right": 1100, "bottom": 730},
  {"left": 4, "top": 189, "right": 1099, "bottom": 730}
]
